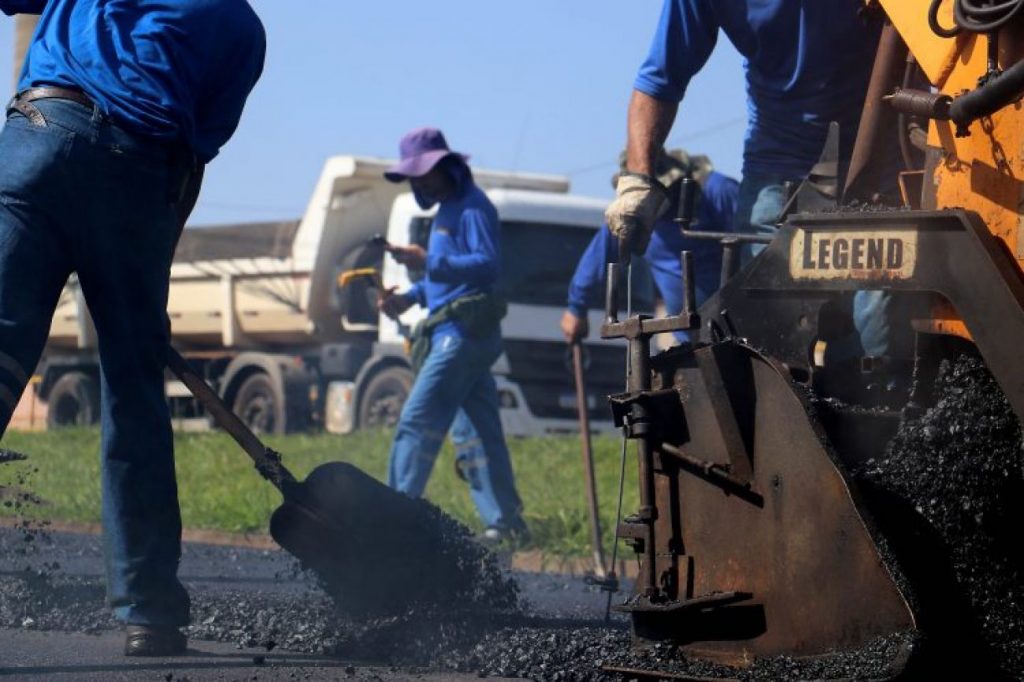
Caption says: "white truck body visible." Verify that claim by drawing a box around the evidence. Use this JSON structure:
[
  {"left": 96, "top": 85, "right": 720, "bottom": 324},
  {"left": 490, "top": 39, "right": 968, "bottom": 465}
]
[{"left": 36, "top": 156, "right": 626, "bottom": 436}]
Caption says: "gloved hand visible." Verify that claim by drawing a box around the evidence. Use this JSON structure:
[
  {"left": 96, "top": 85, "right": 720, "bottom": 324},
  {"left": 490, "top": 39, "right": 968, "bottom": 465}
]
[{"left": 604, "top": 172, "right": 668, "bottom": 255}]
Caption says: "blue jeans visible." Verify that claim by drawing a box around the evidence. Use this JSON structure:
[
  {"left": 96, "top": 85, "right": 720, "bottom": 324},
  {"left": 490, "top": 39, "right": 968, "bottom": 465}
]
[
  {"left": 388, "top": 330, "right": 523, "bottom": 529},
  {"left": 736, "top": 173, "right": 897, "bottom": 360},
  {"left": 0, "top": 99, "right": 190, "bottom": 626}
]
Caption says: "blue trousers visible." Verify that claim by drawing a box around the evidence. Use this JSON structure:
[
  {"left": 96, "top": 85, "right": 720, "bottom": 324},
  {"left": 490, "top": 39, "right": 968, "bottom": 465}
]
[
  {"left": 736, "top": 173, "right": 897, "bottom": 359},
  {"left": 388, "top": 330, "right": 523, "bottom": 529},
  {"left": 0, "top": 99, "right": 190, "bottom": 625}
]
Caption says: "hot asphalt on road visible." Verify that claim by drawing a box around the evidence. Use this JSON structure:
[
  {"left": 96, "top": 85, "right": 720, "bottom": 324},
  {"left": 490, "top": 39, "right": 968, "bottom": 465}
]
[{"left": 0, "top": 524, "right": 627, "bottom": 681}]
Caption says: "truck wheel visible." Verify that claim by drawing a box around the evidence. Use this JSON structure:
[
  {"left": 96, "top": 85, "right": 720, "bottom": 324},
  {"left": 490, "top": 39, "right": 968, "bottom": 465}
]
[
  {"left": 359, "top": 366, "right": 413, "bottom": 429},
  {"left": 46, "top": 372, "right": 100, "bottom": 428},
  {"left": 232, "top": 372, "right": 285, "bottom": 435}
]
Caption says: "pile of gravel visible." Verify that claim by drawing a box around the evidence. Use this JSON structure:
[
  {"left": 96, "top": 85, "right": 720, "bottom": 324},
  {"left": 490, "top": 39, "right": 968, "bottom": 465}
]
[
  {"left": 857, "top": 354, "right": 1024, "bottom": 677},
  {"left": 436, "top": 625, "right": 917, "bottom": 681},
  {"left": 269, "top": 462, "right": 519, "bottom": 619}
]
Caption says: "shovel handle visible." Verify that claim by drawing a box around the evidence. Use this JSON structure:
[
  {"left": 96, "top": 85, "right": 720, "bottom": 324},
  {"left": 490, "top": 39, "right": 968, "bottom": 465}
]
[{"left": 166, "top": 347, "right": 297, "bottom": 492}]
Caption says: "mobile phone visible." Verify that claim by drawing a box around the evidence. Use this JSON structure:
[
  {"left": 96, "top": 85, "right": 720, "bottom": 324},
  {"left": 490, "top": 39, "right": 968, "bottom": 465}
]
[{"left": 368, "top": 234, "right": 390, "bottom": 248}]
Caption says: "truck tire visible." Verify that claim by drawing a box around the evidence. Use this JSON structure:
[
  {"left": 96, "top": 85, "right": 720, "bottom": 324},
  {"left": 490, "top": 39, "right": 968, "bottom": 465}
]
[
  {"left": 232, "top": 372, "right": 285, "bottom": 435},
  {"left": 359, "top": 366, "right": 413, "bottom": 429},
  {"left": 46, "top": 372, "right": 100, "bottom": 428}
]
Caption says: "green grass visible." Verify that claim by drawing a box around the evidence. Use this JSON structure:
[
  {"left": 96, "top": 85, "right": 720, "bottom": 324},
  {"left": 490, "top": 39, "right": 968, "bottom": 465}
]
[{"left": 0, "top": 428, "right": 638, "bottom": 558}]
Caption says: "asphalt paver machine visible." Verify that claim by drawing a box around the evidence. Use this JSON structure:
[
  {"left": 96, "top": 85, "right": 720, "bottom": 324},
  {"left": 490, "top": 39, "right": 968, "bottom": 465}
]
[{"left": 605, "top": 1, "right": 1024, "bottom": 676}]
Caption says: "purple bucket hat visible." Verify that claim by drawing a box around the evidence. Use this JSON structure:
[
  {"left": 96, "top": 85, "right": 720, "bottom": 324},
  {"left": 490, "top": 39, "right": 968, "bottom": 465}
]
[{"left": 384, "top": 127, "right": 470, "bottom": 182}]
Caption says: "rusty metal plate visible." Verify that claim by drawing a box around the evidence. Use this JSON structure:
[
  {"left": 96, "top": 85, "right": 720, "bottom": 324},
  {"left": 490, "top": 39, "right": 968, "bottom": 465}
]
[{"left": 634, "top": 343, "right": 915, "bottom": 663}]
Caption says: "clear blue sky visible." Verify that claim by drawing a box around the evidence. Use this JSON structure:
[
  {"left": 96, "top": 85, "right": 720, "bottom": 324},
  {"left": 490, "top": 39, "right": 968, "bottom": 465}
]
[{"left": 0, "top": 1, "right": 748, "bottom": 227}]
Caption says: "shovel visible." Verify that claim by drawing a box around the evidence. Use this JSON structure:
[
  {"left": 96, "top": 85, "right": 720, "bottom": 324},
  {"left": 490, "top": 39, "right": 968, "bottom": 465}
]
[{"left": 166, "top": 346, "right": 475, "bottom": 615}]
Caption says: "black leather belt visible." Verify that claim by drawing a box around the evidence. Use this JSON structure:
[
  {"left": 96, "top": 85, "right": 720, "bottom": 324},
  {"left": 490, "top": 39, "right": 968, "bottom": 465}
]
[
  {"left": 7, "top": 86, "right": 95, "bottom": 127},
  {"left": 6, "top": 85, "right": 198, "bottom": 192}
]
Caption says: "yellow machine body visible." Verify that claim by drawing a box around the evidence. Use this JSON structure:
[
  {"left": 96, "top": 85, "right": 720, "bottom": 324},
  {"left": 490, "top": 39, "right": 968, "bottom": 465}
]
[{"left": 883, "top": 0, "right": 1024, "bottom": 339}]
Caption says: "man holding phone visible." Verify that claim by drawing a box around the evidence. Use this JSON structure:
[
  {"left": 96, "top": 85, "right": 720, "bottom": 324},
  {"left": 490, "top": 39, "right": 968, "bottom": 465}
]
[{"left": 379, "top": 127, "right": 527, "bottom": 544}]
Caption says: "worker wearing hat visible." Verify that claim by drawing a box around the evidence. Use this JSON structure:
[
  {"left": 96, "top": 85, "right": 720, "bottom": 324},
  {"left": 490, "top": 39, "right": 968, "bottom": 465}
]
[
  {"left": 380, "top": 127, "right": 526, "bottom": 543},
  {"left": 561, "top": 149, "right": 738, "bottom": 344}
]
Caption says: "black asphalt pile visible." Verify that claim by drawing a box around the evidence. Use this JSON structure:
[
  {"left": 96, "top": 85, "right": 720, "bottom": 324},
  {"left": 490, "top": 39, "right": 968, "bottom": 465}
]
[
  {"left": 305, "top": 495, "right": 520, "bottom": 618},
  {"left": 437, "top": 624, "right": 917, "bottom": 680},
  {"left": 0, "top": 568, "right": 114, "bottom": 633},
  {"left": 269, "top": 462, "right": 519, "bottom": 619},
  {"left": 187, "top": 582, "right": 507, "bottom": 665},
  {"left": 857, "top": 354, "right": 1024, "bottom": 678},
  {"left": 0, "top": 520, "right": 927, "bottom": 681}
]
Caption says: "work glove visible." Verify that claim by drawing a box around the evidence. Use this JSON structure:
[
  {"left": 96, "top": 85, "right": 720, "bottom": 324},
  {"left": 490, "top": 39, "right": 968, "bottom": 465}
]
[{"left": 604, "top": 172, "right": 668, "bottom": 255}]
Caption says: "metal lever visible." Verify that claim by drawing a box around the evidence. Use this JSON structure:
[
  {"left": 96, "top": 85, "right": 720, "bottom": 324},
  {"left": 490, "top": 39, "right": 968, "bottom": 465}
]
[
  {"left": 681, "top": 250, "right": 696, "bottom": 319},
  {"left": 676, "top": 177, "right": 697, "bottom": 229},
  {"left": 604, "top": 262, "right": 620, "bottom": 324}
]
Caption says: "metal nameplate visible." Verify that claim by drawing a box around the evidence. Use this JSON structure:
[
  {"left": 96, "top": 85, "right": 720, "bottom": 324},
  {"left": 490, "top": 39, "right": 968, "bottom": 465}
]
[{"left": 790, "top": 228, "right": 918, "bottom": 281}]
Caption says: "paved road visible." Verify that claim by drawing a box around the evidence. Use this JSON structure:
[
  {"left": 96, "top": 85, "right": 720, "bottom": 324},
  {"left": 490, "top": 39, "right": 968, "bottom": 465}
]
[
  {"left": 0, "top": 628, "right": 505, "bottom": 681},
  {"left": 0, "top": 525, "right": 623, "bottom": 681}
]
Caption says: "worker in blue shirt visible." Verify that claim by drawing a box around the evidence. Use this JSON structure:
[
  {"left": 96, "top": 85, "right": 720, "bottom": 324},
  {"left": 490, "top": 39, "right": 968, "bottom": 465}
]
[
  {"left": 561, "top": 149, "right": 737, "bottom": 344},
  {"left": 0, "top": 0, "right": 264, "bottom": 656},
  {"left": 605, "top": 1, "right": 900, "bottom": 368},
  {"left": 379, "top": 127, "right": 526, "bottom": 544}
]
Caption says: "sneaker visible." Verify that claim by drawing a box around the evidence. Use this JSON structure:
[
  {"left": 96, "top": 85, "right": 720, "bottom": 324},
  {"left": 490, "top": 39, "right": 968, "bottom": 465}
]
[
  {"left": 124, "top": 624, "right": 187, "bottom": 657},
  {"left": 479, "top": 522, "right": 530, "bottom": 547}
]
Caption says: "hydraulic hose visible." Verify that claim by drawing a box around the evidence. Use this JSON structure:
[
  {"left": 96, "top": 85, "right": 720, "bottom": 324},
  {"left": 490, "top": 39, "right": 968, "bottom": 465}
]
[
  {"left": 949, "top": 56, "right": 1024, "bottom": 133},
  {"left": 926, "top": 0, "right": 1024, "bottom": 134},
  {"left": 930, "top": 0, "right": 1024, "bottom": 36}
]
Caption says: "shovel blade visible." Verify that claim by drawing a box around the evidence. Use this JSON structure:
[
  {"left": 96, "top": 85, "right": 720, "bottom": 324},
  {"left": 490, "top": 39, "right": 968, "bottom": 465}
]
[{"left": 269, "top": 461, "right": 487, "bottom": 616}]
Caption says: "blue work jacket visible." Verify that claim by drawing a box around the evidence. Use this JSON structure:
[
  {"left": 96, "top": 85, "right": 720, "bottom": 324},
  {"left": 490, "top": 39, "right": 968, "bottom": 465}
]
[
  {"left": 405, "top": 163, "right": 501, "bottom": 339},
  {"left": 635, "top": 0, "right": 881, "bottom": 179},
  {"left": 2, "top": 0, "right": 265, "bottom": 162}
]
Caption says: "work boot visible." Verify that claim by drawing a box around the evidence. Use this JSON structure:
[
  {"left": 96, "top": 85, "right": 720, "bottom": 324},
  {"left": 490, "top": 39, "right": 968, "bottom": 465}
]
[{"left": 124, "top": 624, "right": 187, "bottom": 657}]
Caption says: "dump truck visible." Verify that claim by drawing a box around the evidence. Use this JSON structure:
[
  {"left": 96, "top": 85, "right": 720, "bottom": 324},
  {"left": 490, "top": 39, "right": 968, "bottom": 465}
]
[
  {"left": 601, "top": 1, "right": 1024, "bottom": 679},
  {"left": 33, "top": 156, "right": 633, "bottom": 435}
]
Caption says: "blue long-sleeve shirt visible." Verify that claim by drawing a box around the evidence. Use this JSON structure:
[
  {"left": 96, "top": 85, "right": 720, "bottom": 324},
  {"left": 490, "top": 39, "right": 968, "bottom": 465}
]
[
  {"left": 2, "top": 0, "right": 265, "bottom": 163},
  {"left": 635, "top": 0, "right": 880, "bottom": 179},
  {"left": 568, "top": 171, "right": 738, "bottom": 320},
  {"left": 405, "top": 166, "right": 501, "bottom": 338}
]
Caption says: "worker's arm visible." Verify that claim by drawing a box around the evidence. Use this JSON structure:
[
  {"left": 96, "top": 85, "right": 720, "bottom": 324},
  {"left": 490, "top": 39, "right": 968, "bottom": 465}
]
[
  {"left": 404, "top": 282, "right": 426, "bottom": 307},
  {"left": 607, "top": 0, "right": 719, "bottom": 250},
  {"left": 0, "top": 0, "right": 47, "bottom": 15},
  {"left": 626, "top": 91, "right": 679, "bottom": 178},
  {"left": 386, "top": 244, "right": 427, "bottom": 270},
  {"left": 379, "top": 282, "right": 424, "bottom": 320},
  {"left": 426, "top": 208, "right": 499, "bottom": 287},
  {"left": 562, "top": 226, "right": 619, "bottom": 342},
  {"left": 567, "top": 227, "right": 615, "bottom": 318}
]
